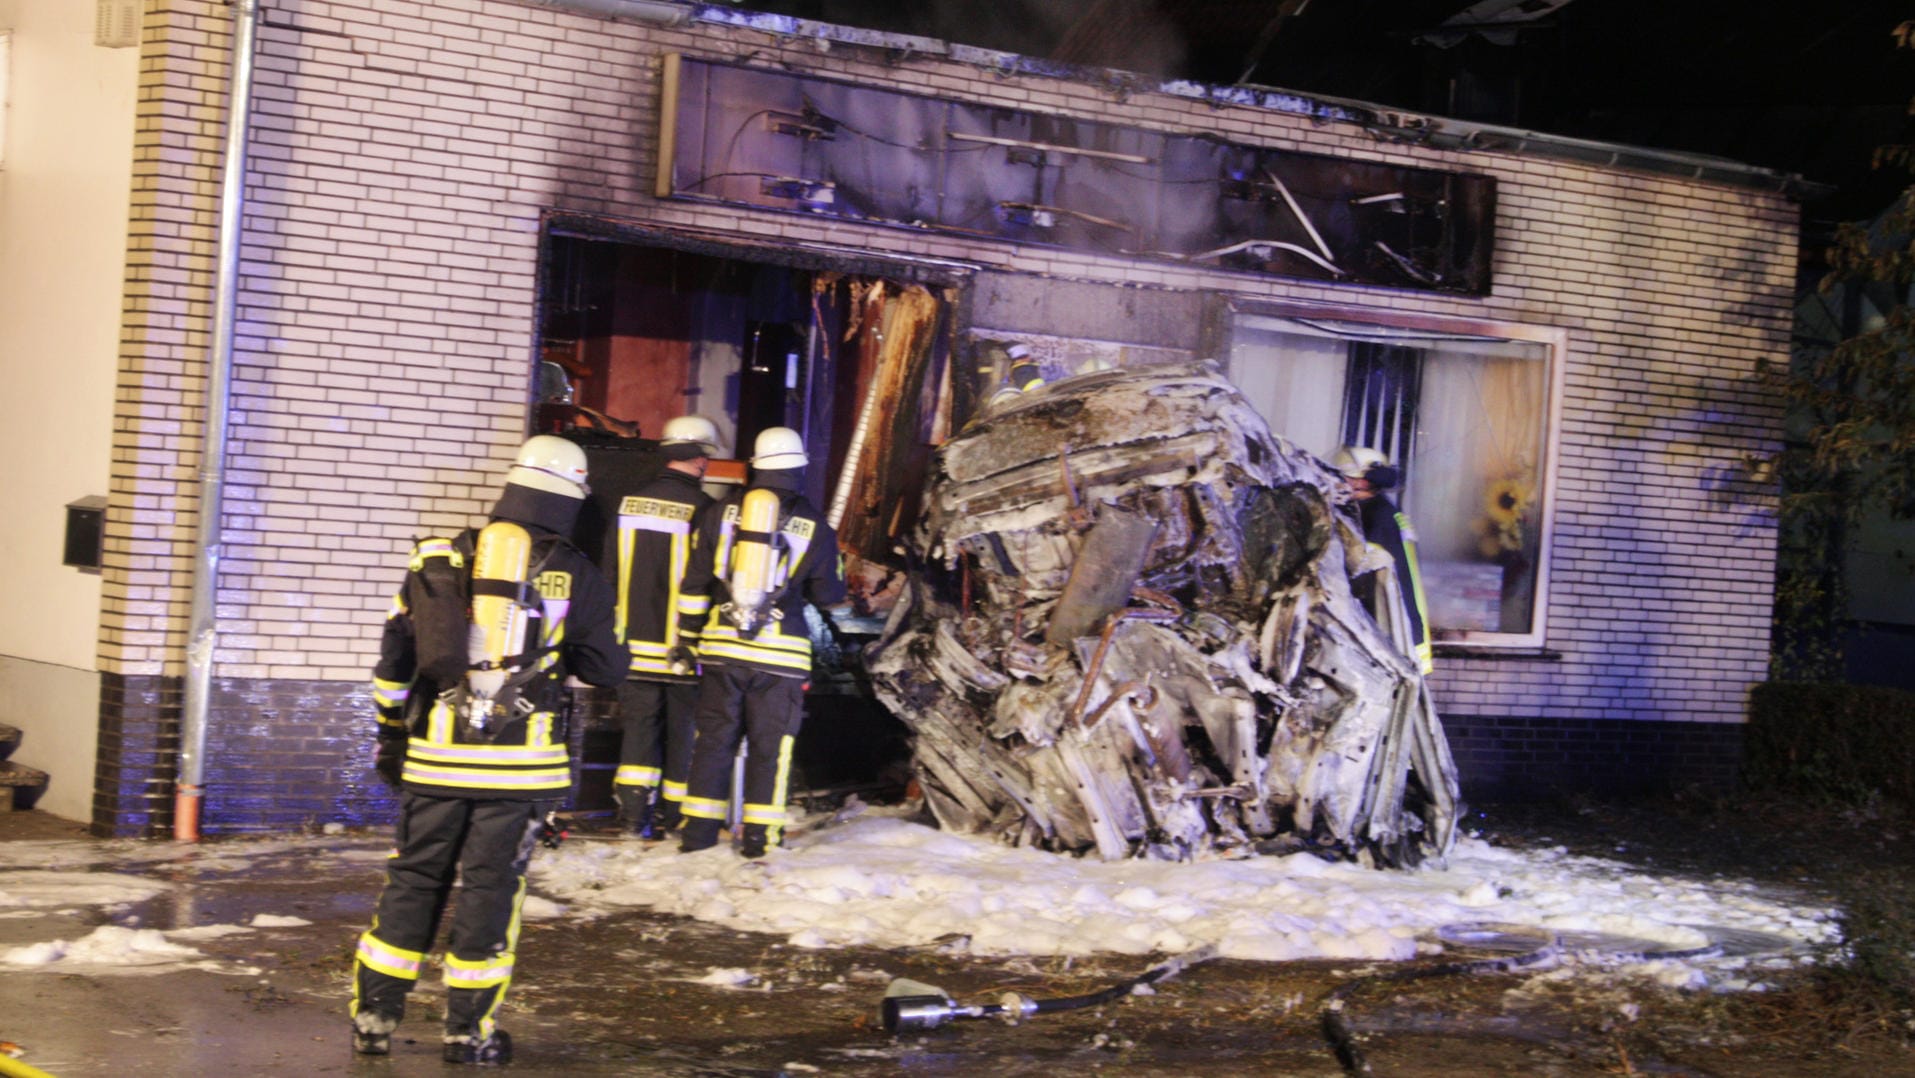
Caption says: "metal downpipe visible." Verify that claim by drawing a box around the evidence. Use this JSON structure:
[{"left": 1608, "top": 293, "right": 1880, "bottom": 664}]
[{"left": 177, "top": 0, "right": 261, "bottom": 842}]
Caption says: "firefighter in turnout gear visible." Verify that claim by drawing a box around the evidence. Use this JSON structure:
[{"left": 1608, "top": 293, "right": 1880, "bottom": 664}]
[
  {"left": 611, "top": 415, "right": 724, "bottom": 837},
  {"left": 675, "top": 427, "right": 846, "bottom": 858},
  {"left": 352, "top": 435, "right": 624, "bottom": 1065},
  {"left": 986, "top": 342, "right": 1045, "bottom": 411},
  {"left": 1333, "top": 445, "right": 1433, "bottom": 674}
]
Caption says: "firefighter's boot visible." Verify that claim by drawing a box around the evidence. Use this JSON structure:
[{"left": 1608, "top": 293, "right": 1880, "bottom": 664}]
[
  {"left": 679, "top": 816, "right": 721, "bottom": 853},
  {"left": 351, "top": 1011, "right": 399, "bottom": 1056},
  {"left": 616, "top": 785, "right": 657, "bottom": 839},
  {"left": 739, "top": 823, "right": 770, "bottom": 859},
  {"left": 442, "top": 1030, "right": 513, "bottom": 1066},
  {"left": 654, "top": 797, "right": 683, "bottom": 832},
  {"left": 632, "top": 801, "right": 659, "bottom": 840}
]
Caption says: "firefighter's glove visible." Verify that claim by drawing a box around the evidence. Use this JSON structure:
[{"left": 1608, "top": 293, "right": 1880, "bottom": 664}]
[
  {"left": 374, "top": 733, "right": 407, "bottom": 791},
  {"left": 666, "top": 645, "right": 698, "bottom": 677}
]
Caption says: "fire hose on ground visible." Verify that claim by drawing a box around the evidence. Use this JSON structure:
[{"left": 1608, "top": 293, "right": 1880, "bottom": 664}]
[
  {"left": 877, "top": 922, "right": 1788, "bottom": 1074},
  {"left": 879, "top": 943, "right": 1220, "bottom": 1033}
]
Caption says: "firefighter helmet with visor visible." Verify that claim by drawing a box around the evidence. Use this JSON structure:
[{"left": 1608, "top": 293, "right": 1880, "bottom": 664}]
[
  {"left": 660, "top": 415, "right": 726, "bottom": 460},
  {"left": 506, "top": 435, "right": 589, "bottom": 499},
  {"left": 750, "top": 427, "right": 808, "bottom": 470}
]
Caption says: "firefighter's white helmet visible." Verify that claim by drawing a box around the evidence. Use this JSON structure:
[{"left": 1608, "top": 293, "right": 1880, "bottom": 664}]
[
  {"left": 751, "top": 426, "right": 808, "bottom": 470},
  {"left": 506, "top": 434, "right": 589, "bottom": 499},
  {"left": 660, "top": 414, "right": 725, "bottom": 459},
  {"left": 1330, "top": 445, "right": 1390, "bottom": 479}
]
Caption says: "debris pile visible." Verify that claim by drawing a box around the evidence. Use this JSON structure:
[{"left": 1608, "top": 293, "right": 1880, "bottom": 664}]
[{"left": 866, "top": 361, "right": 1458, "bottom": 867}]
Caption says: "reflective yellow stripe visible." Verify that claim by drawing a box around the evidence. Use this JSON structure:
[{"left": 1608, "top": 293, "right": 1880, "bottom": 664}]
[
  {"left": 627, "top": 643, "right": 686, "bottom": 677},
  {"left": 615, "top": 525, "right": 636, "bottom": 643},
  {"left": 372, "top": 677, "right": 412, "bottom": 709},
  {"left": 1396, "top": 509, "right": 1432, "bottom": 658},
  {"left": 428, "top": 697, "right": 454, "bottom": 743},
  {"left": 681, "top": 795, "right": 727, "bottom": 820},
  {"left": 399, "top": 767, "right": 572, "bottom": 792},
  {"left": 698, "top": 624, "right": 810, "bottom": 651},
  {"left": 696, "top": 629, "right": 813, "bottom": 672},
  {"left": 445, "top": 950, "right": 515, "bottom": 989},
  {"left": 615, "top": 765, "right": 662, "bottom": 787},
  {"left": 661, "top": 780, "right": 688, "bottom": 801},
  {"left": 665, "top": 529, "right": 689, "bottom": 644},
  {"left": 741, "top": 804, "right": 787, "bottom": 825},
  {"left": 464, "top": 874, "right": 528, "bottom": 1042},
  {"left": 408, "top": 537, "right": 463, "bottom": 572},
  {"left": 767, "top": 733, "right": 795, "bottom": 844},
  {"left": 356, "top": 930, "right": 424, "bottom": 981},
  {"left": 406, "top": 741, "right": 571, "bottom": 766}
]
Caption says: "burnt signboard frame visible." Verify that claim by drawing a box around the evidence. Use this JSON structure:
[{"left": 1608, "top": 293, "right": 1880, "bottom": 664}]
[{"left": 658, "top": 55, "right": 1497, "bottom": 296}]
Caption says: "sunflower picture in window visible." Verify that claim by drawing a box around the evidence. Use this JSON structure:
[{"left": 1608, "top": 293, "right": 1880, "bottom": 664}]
[{"left": 1473, "top": 475, "right": 1534, "bottom": 561}]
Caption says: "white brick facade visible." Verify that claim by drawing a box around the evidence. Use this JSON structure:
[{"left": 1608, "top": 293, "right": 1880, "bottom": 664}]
[{"left": 108, "top": 0, "right": 1791, "bottom": 726}]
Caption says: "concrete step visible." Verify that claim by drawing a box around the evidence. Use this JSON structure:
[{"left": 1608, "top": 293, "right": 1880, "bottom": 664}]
[{"left": 0, "top": 758, "right": 49, "bottom": 812}]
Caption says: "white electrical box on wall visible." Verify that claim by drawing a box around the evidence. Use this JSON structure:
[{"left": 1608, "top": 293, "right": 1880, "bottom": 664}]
[{"left": 95, "top": 0, "right": 141, "bottom": 49}]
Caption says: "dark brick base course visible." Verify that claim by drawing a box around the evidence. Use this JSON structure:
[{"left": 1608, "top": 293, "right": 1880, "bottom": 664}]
[
  {"left": 93, "top": 673, "right": 182, "bottom": 838},
  {"left": 90, "top": 676, "right": 1747, "bottom": 832},
  {"left": 1443, "top": 714, "right": 1745, "bottom": 803},
  {"left": 89, "top": 676, "right": 632, "bottom": 836}
]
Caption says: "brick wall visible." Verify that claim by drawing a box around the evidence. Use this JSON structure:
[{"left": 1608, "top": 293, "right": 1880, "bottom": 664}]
[
  {"left": 98, "top": 0, "right": 1792, "bottom": 830},
  {"left": 92, "top": 673, "right": 180, "bottom": 837},
  {"left": 1445, "top": 714, "right": 1746, "bottom": 802}
]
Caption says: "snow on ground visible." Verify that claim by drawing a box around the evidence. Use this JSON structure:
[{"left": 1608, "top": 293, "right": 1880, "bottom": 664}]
[
  {"left": 0, "top": 925, "right": 260, "bottom": 976},
  {"left": 0, "top": 835, "right": 367, "bottom": 977},
  {"left": 0, "top": 834, "right": 383, "bottom": 873},
  {"left": 530, "top": 803, "right": 1839, "bottom": 990},
  {"left": 0, "top": 804, "right": 1842, "bottom": 989},
  {"left": 0, "top": 871, "right": 171, "bottom": 914}
]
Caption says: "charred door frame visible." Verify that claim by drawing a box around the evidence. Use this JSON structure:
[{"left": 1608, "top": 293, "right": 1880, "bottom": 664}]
[{"left": 1208, "top": 293, "right": 1569, "bottom": 654}]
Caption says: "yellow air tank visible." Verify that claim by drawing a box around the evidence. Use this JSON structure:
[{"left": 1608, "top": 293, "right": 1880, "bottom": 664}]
[
  {"left": 727, "top": 487, "right": 784, "bottom": 636},
  {"left": 466, "top": 520, "right": 533, "bottom": 727}
]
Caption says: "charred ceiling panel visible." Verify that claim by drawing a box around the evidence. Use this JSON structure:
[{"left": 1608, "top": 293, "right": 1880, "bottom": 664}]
[
  {"left": 659, "top": 56, "right": 1497, "bottom": 295},
  {"left": 972, "top": 274, "right": 1204, "bottom": 351}
]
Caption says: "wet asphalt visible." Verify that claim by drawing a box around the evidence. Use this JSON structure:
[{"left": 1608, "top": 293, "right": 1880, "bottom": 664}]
[{"left": 0, "top": 807, "right": 1860, "bottom": 1077}]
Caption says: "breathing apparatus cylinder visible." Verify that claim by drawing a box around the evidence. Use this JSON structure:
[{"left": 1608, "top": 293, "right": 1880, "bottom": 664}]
[
  {"left": 466, "top": 520, "right": 534, "bottom": 728},
  {"left": 726, "top": 487, "right": 784, "bottom": 637}
]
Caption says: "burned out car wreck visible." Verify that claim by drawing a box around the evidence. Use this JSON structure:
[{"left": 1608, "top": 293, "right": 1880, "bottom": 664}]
[{"left": 866, "top": 362, "right": 1459, "bottom": 869}]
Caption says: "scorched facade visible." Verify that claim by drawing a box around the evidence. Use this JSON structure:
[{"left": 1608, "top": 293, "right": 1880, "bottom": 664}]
[{"left": 14, "top": 0, "right": 1795, "bottom": 833}]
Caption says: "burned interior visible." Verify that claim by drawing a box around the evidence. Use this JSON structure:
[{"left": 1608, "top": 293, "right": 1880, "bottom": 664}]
[
  {"left": 657, "top": 56, "right": 1497, "bottom": 295},
  {"left": 533, "top": 222, "right": 961, "bottom": 799}
]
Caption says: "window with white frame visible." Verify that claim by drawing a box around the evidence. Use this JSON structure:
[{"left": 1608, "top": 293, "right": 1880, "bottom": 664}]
[{"left": 1228, "top": 305, "right": 1563, "bottom": 648}]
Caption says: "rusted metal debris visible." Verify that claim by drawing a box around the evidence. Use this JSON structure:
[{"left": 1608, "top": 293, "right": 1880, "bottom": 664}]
[{"left": 866, "top": 361, "right": 1458, "bottom": 867}]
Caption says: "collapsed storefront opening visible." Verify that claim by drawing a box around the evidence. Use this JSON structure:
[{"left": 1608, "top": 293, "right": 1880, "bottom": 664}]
[
  {"left": 530, "top": 222, "right": 1462, "bottom": 865},
  {"left": 532, "top": 219, "right": 972, "bottom": 806}
]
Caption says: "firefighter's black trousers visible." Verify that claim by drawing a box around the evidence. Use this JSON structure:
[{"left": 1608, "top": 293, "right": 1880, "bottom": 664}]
[
  {"left": 613, "top": 677, "right": 698, "bottom": 810},
  {"left": 351, "top": 792, "right": 548, "bottom": 1040},
  {"left": 680, "top": 663, "right": 804, "bottom": 841}
]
